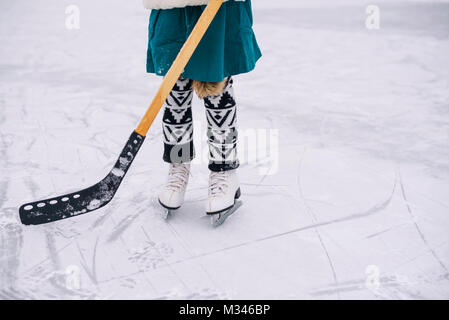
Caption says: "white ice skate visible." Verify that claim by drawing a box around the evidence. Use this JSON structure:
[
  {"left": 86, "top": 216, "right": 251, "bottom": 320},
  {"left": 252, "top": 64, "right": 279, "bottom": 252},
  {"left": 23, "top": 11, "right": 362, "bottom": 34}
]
[
  {"left": 206, "top": 169, "right": 242, "bottom": 227},
  {"left": 158, "top": 163, "right": 190, "bottom": 219}
]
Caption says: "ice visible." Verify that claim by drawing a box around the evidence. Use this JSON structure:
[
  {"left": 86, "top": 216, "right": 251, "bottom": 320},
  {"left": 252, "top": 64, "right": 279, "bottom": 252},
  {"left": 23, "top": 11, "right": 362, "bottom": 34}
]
[{"left": 0, "top": 0, "right": 449, "bottom": 299}]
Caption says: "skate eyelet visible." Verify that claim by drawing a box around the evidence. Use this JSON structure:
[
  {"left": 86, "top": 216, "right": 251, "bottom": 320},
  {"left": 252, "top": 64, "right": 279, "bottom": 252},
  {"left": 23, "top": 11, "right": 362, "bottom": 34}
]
[
  {"left": 61, "top": 197, "right": 69, "bottom": 202},
  {"left": 49, "top": 200, "right": 58, "bottom": 205},
  {"left": 73, "top": 194, "right": 80, "bottom": 199},
  {"left": 24, "top": 205, "right": 33, "bottom": 211},
  {"left": 37, "top": 203, "right": 46, "bottom": 208}
]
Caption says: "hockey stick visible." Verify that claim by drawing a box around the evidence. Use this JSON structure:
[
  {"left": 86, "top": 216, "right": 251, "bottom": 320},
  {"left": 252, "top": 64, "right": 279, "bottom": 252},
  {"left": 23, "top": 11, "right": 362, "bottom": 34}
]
[{"left": 19, "top": 0, "right": 224, "bottom": 225}]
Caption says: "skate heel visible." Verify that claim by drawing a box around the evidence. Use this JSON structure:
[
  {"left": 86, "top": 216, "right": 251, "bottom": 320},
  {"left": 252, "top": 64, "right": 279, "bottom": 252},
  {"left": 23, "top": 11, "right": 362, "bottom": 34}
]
[{"left": 235, "top": 187, "right": 241, "bottom": 200}]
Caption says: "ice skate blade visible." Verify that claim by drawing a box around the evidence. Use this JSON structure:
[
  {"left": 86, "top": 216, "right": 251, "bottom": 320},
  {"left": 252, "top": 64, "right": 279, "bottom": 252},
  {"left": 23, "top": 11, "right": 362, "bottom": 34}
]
[
  {"left": 158, "top": 199, "right": 180, "bottom": 220},
  {"left": 160, "top": 208, "right": 172, "bottom": 220},
  {"left": 210, "top": 201, "right": 243, "bottom": 227}
]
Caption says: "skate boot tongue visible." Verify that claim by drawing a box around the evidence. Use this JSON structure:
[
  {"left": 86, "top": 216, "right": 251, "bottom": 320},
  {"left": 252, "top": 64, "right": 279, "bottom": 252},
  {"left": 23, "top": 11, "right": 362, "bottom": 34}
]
[
  {"left": 166, "top": 163, "right": 190, "bottom": 192},
  {"left": 209, "top": 171, "right": 229, "bottom": 197}
]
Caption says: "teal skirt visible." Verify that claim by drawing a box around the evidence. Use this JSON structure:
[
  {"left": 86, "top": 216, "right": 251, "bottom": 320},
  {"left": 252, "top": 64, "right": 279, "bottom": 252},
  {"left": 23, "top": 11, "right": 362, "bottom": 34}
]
[{"left": 146, "top": 0, "right": 262, "bottom": 82}]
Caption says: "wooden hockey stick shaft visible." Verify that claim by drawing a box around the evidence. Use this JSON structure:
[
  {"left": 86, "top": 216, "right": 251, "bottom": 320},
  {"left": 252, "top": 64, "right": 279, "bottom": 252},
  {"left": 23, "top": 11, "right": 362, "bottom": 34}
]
[{"left": 136, "top": 0, "right": 224, "bottom": 136}]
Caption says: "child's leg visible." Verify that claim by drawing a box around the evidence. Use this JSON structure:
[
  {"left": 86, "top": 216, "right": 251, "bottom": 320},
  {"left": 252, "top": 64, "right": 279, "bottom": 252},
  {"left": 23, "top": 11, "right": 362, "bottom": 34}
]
[
  {"left": 203, "top": 77, "right": 239, "bottom": 172},
  {"left": 158, "top": 77, "right": 194, "bottom": 212},
  {"left": 162, "top": 77, "right": 195, "bottom": 164},
  {"left": 201, "top": 77, "right": 241, "bottom": 217}
]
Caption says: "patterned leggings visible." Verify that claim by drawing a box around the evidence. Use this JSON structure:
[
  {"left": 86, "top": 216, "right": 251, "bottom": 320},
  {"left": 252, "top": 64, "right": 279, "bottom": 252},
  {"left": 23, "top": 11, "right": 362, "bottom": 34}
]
[{"left": 162, "top": 77, "right": 239, "bottom": 172}]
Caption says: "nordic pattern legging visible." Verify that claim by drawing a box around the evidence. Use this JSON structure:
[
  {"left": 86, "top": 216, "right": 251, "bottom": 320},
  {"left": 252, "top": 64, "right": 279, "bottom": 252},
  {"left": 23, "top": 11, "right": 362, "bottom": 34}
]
[{"left": 162, "top": 77, "right": 239, "bottom": 172}]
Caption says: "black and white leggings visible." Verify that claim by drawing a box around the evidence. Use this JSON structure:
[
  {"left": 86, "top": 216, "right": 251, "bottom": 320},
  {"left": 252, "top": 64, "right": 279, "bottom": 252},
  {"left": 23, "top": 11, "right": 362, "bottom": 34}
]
[{"left": 162, "top": 77, "right": 239, "bottom": 172}]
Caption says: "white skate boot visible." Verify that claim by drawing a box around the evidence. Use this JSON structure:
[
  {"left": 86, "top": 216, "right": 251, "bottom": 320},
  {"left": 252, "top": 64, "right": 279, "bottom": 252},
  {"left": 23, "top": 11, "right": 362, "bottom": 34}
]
[
  {"left": 158, "top": 163, "right": 190, "bottom": 219},
  {"left": 206, "top": 169, "right": 242, "bottom": 227}
]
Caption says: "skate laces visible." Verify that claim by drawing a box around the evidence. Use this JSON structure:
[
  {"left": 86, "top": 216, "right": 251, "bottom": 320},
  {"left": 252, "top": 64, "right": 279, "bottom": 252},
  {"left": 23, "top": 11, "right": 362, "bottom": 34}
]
[
  {"left": 209, "top": 171, "right": 229, "bottom": 198},
  {"left": 166, "top": 163, "right": 190, "bottom": 191}
]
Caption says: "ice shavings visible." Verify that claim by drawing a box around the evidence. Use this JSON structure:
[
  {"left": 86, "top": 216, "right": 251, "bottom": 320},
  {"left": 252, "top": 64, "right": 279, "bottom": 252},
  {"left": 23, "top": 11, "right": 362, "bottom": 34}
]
[{"left": 111, "top": 168, "right": 125, "bottom": 177}]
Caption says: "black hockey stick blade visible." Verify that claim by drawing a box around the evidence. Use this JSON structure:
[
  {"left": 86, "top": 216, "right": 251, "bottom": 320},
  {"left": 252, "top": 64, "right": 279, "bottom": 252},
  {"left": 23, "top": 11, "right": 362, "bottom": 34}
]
[{"left": 19, "top": 131, "right": 145, "bottom": 225}]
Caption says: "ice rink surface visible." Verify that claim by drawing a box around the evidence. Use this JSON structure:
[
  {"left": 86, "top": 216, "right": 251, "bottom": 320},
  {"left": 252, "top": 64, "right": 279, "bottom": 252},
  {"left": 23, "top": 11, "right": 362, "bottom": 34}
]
[{"left": 1, "top": 0, "right": 449, "bottom": 299}]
